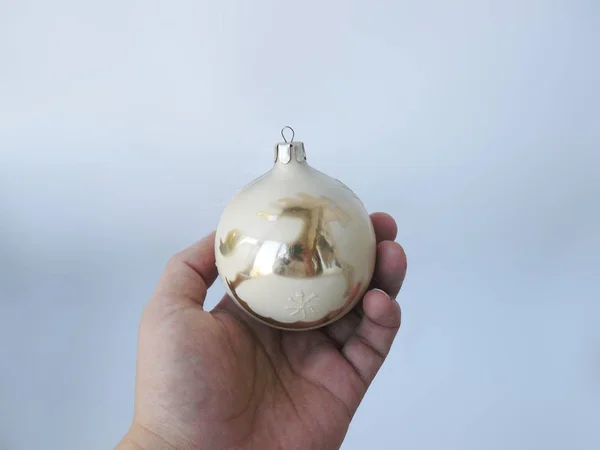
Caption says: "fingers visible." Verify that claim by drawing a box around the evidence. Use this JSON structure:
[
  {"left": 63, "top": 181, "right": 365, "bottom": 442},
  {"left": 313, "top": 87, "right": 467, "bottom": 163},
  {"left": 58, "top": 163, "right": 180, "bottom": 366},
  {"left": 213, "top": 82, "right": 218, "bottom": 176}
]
[
  {"left": 340, "top": 233, "right": 406, "bottom": 386},
  {"left": 324, "top": 309, "right": 362, "bottom": 348},
  {"left": 372, "top": 241, "right": 407, "bottom": 299},
  {"left": 148, "top": 231, "right": 218, "bottom": 315},
  {"left": 341, "top": 289, "right": 401, "bottom": 386},
  {"left": 370, "top": 212, "right": 398, "bottom": 243},
  {"left": 325, "top": 240, "right": 407, "bottom": 346}
]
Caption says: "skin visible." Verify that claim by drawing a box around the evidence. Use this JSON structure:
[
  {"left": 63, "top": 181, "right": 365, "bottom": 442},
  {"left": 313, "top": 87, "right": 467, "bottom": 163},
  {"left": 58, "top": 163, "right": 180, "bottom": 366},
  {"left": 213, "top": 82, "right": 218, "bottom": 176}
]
[{"left": 117, "top": 212, "right": 407, "bottom": 450}]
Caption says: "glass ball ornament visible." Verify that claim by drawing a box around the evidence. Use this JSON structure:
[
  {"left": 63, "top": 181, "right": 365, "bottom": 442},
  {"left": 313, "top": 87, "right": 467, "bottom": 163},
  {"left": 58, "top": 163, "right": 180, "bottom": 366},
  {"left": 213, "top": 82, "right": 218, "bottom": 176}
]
[{"left": 215, "top": 127, "right": 376, "bottom": 330}]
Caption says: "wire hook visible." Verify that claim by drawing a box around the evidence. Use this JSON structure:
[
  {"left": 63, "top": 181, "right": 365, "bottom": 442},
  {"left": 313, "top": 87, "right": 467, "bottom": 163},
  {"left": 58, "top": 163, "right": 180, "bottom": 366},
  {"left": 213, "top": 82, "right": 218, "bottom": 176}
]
[{"left": 281, "top": 126, "right": 295, "bottom": 143}]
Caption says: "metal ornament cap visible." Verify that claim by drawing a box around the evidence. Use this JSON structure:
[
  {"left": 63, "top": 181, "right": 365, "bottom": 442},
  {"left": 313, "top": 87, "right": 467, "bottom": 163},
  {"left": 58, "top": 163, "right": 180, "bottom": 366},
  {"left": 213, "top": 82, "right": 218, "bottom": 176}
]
[
  {"left": 215, "top": 127, "right": 377, "bottom": 331},
  {"left": 274, "top": 126, "right": 306, "bottom": 164},
  {"left": 275, "top": 141, "right": 306, "bottom": 164}
]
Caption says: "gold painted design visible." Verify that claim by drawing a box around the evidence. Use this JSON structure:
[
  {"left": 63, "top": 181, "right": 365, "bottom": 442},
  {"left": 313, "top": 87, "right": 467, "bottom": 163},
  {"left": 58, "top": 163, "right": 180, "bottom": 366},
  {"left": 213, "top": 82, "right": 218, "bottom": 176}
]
[
  {"left": 219, "top": 193, "right": 360, "bottom": 324},
  {"left": 285, "top": 291, "right": 319, "bottom": 319}
]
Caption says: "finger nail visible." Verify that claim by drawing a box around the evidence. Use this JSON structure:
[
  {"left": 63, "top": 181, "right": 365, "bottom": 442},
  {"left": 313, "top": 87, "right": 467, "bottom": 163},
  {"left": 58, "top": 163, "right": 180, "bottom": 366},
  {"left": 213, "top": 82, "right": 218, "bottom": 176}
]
[{"left": 372, "top": 288, "right": 392, "bottom": 301}]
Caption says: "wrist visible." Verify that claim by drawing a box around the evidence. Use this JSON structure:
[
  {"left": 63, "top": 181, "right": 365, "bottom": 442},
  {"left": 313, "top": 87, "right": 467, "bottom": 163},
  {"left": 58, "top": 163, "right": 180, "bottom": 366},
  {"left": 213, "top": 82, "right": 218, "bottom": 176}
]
[{"left": 116, "top": 423, "right": 177, "bottom": 450}]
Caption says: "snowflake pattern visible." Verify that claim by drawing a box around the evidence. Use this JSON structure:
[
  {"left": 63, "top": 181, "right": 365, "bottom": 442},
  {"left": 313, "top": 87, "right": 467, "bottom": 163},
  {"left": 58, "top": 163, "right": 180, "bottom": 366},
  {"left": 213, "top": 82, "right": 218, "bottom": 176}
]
[{"left": 285, "top": 291, "right": 319, "bottom": 320}]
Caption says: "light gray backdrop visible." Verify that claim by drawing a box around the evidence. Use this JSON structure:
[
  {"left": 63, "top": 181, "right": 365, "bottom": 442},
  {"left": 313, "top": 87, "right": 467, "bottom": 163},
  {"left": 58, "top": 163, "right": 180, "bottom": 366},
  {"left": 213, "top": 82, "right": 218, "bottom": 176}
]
[{"left": 1, "top": 1, "right": 599, "bottom": 449}]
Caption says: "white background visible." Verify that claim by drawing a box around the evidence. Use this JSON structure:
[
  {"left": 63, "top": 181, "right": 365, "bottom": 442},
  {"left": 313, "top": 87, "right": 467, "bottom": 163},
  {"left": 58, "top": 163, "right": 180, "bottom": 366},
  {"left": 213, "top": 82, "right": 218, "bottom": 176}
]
[{"left": 1, "top": 1, "right": 599, "bottom": 449}]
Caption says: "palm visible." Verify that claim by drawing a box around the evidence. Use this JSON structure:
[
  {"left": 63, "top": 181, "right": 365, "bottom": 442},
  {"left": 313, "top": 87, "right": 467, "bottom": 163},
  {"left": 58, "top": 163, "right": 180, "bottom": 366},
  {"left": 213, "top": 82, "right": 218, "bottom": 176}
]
[{"left": 127, "top": 213, "right": 406, "bottom": 450}]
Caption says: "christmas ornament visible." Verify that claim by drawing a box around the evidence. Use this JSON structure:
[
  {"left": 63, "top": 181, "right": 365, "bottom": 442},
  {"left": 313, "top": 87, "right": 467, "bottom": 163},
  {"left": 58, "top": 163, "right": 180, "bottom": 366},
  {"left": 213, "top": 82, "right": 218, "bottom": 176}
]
[{"left": 215, "top": 127, "right": 376, "bottom": 330}]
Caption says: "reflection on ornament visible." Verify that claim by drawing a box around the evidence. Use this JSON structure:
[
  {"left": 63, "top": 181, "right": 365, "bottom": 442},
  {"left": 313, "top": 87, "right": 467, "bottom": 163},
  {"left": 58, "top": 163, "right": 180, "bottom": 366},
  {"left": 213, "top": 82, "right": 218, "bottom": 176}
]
[
  {"left": 215, "top": 127, "right": 377, "bottom": 331},
  {"left": 218, "top": 193, "right": 355, "bottom": 297}
]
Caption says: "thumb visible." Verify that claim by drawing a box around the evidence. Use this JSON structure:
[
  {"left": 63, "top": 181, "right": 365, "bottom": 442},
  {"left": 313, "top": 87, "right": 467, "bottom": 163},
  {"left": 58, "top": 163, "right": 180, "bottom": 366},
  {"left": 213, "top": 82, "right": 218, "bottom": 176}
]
[{"left": 146, "top": 231, "right": 218, "bottom": 320}]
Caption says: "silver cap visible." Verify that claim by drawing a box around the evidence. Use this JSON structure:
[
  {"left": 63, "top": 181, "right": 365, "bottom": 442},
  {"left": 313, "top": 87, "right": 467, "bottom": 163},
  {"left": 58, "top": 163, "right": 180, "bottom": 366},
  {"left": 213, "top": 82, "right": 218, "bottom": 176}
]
[{"left": 274, "top": 126, "right": 307, "bottom": 165}]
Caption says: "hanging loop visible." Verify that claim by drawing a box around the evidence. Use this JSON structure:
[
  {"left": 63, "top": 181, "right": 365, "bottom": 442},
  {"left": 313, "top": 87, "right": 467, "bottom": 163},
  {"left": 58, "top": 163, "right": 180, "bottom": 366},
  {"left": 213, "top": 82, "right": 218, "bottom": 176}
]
[{"left": 281, "top": 126, "right": 295, "bottom": 143}]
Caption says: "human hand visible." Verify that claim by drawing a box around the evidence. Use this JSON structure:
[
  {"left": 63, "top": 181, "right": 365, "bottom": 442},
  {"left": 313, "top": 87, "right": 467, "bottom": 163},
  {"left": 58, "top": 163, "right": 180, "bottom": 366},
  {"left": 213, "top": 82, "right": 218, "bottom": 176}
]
[{"left": 117, "top": 212, "right": 407, "bottom": 450}]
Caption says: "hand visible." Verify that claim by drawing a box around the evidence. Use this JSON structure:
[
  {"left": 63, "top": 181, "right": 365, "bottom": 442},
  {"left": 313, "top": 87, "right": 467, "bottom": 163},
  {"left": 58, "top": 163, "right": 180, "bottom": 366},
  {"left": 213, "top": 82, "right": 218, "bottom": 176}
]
[{"left": 117, "top": 212, "right": 407, "bottom": 450}]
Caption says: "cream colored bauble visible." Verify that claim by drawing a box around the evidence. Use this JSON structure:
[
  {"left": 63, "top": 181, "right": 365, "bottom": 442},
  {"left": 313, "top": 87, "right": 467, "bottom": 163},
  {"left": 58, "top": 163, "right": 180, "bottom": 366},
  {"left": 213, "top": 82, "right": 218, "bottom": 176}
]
[{"left": 215, "top": 127, "right": 376, "bottom": 331}]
